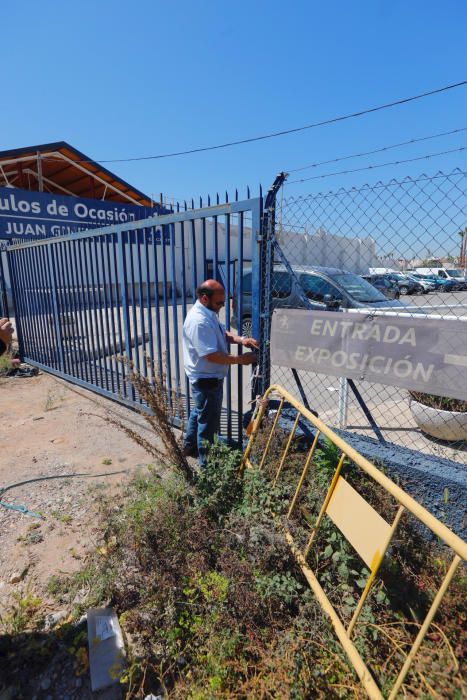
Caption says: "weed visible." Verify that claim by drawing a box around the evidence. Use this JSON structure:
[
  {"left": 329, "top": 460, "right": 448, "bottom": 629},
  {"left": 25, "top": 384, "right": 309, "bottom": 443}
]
[
  {"left": 96, "top": 359, "right": 196, "bottom": 484},
  {"left": 102, "top": 457, "right": 113, "bottom": 465},
  {"left": 195, "top": 438, "right": 243, "bottom": 522},
  {"left": 43, "top": 385, "right": 65, "bottom": 411},
  {"left": 0, "top": 351, "right": 14, "bottom": 376},
  {"left": 0, "top": 586, "right": 42, "bottom": 635},
  {"left": 47, "top": 555, "right": 115, "bottom": 617},
  {"left": 26, "top": 531, "right": 44, "bottom": 545}
]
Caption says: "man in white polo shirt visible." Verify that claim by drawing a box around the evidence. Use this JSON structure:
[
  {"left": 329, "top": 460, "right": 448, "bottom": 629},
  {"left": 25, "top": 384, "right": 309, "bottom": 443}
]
[{"left": 182, "top": 279, "right": 258, "bottom": 466}]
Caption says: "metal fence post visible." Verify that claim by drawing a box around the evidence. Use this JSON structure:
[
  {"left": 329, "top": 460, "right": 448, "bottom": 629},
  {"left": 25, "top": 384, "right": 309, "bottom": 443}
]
[
  {"left": 255, "top": 173, "right": 287, "bottom": 398},
  {"left": 116, "top": 230, "right": 133, "bottom": 399},
  {"left": 46, "top": 244, "right": 65, "bottom": 372},
  {"left": 5, "top": 249, "right": 24, "bottom": 360},
  {"left": 338, "top": 377, "right": 349, "bottom": 429},
  {"left": 0, "top": 247, "right": 9, "bottom": 318}
]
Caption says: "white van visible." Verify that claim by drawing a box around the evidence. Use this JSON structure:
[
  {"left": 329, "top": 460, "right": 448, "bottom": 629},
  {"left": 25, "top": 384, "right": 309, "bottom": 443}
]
[{"left": 368, "top": 267, "right": 397, "bottom": 274}]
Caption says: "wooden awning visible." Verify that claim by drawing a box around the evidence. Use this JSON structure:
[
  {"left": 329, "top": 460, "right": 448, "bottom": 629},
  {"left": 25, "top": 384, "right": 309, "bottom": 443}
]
[{"left": 0, "top": 141, "right": 152, "bottom": 206}]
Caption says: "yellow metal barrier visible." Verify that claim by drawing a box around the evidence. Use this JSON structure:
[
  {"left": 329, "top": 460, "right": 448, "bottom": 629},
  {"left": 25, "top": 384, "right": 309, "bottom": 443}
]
[{"left": 241, "top": 384, "right": 467, "bottom": 700}]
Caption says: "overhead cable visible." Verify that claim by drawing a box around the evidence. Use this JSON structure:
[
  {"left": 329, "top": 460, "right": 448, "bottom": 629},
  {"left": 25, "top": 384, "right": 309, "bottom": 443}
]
[
  {"left": 287, "top": 127, "right": 467, "bottom": 173},
  {"left": 287, "top": 146, "right": 467, "bottom": 184},
  {"left": 44, "top": 80, "right": 467, "bottom": 164}
]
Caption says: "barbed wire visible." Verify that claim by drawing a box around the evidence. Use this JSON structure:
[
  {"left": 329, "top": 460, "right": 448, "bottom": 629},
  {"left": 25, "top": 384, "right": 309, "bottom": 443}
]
[
  {"left": 287, "top": 127, "right": 467, "bottom": 173},
  {"left": 282, "top": 168, "right": 466, "bottom": 203},
  {"left": 286, "top": 146, "right": 466, "bottom": 184}
]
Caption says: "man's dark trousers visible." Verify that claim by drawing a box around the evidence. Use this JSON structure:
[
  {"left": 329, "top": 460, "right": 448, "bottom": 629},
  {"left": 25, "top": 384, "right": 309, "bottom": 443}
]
[{"left": 184, "top": 378, "right": 223, "bottom": 466}]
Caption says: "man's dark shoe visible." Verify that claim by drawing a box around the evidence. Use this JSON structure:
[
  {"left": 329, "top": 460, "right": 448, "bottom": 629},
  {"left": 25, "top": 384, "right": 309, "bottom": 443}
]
[{"left": 182, "top": 445, "right": 198, "bottom": 458}]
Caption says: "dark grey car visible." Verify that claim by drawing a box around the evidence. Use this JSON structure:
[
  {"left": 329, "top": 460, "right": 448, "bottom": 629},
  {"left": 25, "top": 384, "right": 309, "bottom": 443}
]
[
  {"left": 232, "top": 265, "right": 407, "bottom": 336},
  {"left": 361, "top": 274, "right": 400, "bottom": 300}
]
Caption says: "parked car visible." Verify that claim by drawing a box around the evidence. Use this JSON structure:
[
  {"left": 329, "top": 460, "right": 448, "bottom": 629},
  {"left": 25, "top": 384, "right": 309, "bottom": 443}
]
[
  {"left": 409, "top": 272, "right": 458, "bottom": 293},
  {"left": 232, "top": 265, "right": 408, "bottom": 336},
  {"left": 361, "top": 274, "right": 400, "bottom": 299},
  {"left": 383, "top": 273, "right": 425, "bottom": 296},
  {"left": 415, "top": 267, "right": 467, "bottom": 289},
  {"left": 405, "top": 273, "right": 436, "bottom": 293}
]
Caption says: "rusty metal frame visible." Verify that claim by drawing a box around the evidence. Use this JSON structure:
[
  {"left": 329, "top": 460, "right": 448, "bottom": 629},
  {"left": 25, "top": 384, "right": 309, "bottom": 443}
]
[{"left": 241, "top": 384, "right": 467, "bottom": 700}]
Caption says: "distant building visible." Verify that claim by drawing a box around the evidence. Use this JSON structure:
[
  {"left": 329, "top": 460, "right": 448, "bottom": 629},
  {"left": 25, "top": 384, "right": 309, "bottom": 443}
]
[{"left": 276, "top": 226, "right": 379, "bottom": 274}]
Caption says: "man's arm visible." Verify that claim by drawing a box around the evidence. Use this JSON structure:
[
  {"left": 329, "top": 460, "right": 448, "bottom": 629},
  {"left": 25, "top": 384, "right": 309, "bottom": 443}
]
[
  {"left": 225, "top": 329, "right": 259, "bottom": 350},
  {"left": 0, "top": 318, "right": 13, "bottom": 356},
  {"left": 204, "top": 350, "right": 257, "bottom": 366}
]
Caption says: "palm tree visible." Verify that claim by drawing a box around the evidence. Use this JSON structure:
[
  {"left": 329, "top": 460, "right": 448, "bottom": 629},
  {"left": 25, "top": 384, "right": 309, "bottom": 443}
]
[{"left": 458, "top": 227, "right": 467, "bottom": 270}]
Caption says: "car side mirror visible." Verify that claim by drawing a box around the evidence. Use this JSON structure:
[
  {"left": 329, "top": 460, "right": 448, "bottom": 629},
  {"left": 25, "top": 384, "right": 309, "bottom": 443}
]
[{"left": 324, "top": 294, "right": 341, "bottom": 309}]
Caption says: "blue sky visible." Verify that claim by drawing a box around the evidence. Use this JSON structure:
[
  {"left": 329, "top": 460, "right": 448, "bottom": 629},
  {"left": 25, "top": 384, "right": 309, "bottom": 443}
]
[{"left": 1, "top": 0, "right": 466, "bottom": 205}]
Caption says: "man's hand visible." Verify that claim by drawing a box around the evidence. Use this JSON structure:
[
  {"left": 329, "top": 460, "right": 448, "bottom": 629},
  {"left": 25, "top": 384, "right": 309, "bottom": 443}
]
[
  {"left": 225, "top": 330, "right": 259, "bottom": 350},
  {"left": 241, "top": 336, "right": 259, "bottom": 350},
  {"left": 0, "top": 318, "right": 13, "bottom": 346},
  {"left": 238, "top": 351, "right": 257, "bottom": 365}
]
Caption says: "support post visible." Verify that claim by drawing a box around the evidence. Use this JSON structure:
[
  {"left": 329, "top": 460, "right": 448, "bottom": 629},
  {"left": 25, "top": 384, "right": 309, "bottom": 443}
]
[
  {"left": 36, "top": 152, "right": 44, "bottom": 192},
  {"left": 255, "top": 172, "right": 287, "bottom": 398},
  {"left": 338, "top": 376, "right": 349, "bottom": 429}
]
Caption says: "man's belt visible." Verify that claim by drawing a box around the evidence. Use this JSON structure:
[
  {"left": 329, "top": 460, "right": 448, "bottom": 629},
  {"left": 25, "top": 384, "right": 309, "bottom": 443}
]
[{"left": 193, "top": 378, "right": 223, "bottom": 388}]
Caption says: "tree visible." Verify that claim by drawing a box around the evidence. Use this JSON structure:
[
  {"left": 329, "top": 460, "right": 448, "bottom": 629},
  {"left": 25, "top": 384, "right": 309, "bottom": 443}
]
[{"left": 458, "top": 227, "right": 467, "bottom": 268}]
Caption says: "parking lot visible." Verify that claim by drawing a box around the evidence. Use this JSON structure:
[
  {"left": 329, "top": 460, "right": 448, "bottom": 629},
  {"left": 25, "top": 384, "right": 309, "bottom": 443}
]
[{"left": 399, "top": 289, "right": 467, "bottom": 319}]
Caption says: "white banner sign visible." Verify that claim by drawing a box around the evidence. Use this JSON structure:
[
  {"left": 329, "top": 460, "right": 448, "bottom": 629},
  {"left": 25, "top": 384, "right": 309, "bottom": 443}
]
[{"left": 271, "top": 309, "right": 467, "bottom": 400}]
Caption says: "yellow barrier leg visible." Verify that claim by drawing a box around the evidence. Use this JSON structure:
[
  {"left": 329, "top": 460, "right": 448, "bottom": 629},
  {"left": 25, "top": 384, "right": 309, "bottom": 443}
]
[
  {"left": 284, "top": 527, "right": 384, "bottom": 700},
  {"left": 273, "top": 412, "right": 300, "bottom": 487},
  {"left": 388, "top": 554, "right": 462, "bottom": 700},
  {"left": 304, "top": 452, "right": 345, "bottom": 558},
  {"left": 240, "top": 397, "right": 269, "bottom": 474},
  {"left": 258, "top": 398, "right": 285, "bottom": 471},
  {"left": 287, "top": 430, "right": 321, "bottom": 519}
]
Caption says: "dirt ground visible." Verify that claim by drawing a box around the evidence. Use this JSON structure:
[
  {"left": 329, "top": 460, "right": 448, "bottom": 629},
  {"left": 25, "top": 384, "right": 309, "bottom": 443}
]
[
  {"left": 0, "top": 371, "right": 155, "bottom": 619},
  {"left": 0, "top": 371, "right": 169, "bottom": 698},
  {"left": 0, "top": 370, "right": 191, "bottom": 698}
]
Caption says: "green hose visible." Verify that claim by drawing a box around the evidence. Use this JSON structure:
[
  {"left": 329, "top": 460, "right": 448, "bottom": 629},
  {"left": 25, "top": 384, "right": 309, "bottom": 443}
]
[{"left": 0, "top": 469, "right": 129, "bottom": 518}]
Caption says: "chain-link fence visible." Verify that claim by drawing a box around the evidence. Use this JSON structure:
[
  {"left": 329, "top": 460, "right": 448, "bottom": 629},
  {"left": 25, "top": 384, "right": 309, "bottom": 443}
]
[{"left": 266, "top": 168, "right": 467, "bottom": 463}]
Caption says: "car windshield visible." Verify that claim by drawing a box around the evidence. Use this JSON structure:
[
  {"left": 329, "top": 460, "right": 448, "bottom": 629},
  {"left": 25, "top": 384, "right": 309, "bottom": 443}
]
[
  {"left": 446, "top": 269, "right": 463, "bottom": 278},
  {"left": 329, "top": 272, "right": 387, "bottom": 302}
]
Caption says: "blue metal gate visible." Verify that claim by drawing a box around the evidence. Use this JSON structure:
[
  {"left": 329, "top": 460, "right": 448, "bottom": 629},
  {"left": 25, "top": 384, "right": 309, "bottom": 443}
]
[
  {"left": 0, "top": 249, "right": 8, "bottom": 318},
  {"left": 7, "top": 197, "right": 263, "bottom": 443}
]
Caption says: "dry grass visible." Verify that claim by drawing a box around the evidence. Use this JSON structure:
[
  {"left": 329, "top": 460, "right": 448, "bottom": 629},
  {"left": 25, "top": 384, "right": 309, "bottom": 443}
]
[{"left": 101, "top": 358, "right": 197, "bottom": 484}]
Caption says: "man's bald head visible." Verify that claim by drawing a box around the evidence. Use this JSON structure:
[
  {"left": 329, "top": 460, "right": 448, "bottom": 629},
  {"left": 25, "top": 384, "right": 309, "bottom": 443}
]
[
  {"left": 196, "top": 279, "right": 224, "bottom": 296},
  {"left": 196, "top": 279, "right": 225, "bottom": 313}
]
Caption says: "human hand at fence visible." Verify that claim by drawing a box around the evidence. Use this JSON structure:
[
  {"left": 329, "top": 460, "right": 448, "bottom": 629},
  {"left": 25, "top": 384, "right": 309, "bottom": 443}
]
[
  {"left": 241, "top": 336, "right": 259, "bottom": 350},
  {"left": 0, "top": 318, "right": 13, "bottom": 350},
  {"left": 238, "top": 352, "right": 257, "bottom": 365}
]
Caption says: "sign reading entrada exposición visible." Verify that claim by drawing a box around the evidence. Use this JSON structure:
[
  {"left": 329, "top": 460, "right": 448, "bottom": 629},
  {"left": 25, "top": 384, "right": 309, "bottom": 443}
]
[
  {"left": 271, "top": 308, "right": 467, "bottom": 400},
  {"left": 0, "top": 187, "right": 165, "bottom": 240}
]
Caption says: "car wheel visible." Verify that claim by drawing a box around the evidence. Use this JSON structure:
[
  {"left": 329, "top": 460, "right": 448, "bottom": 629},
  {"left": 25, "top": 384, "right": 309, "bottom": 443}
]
[
  {"left": 399, "top": 286, "right": 409, "bottom": 295},
  {"left": 241, "top": 317, "right": 253, "bottom": 338}
]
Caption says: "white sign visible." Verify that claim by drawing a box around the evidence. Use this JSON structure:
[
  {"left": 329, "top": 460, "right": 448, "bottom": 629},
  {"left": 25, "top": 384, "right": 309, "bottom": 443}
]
[{"left": 271, "top": 309, "right": 467, "bottom": 400}]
